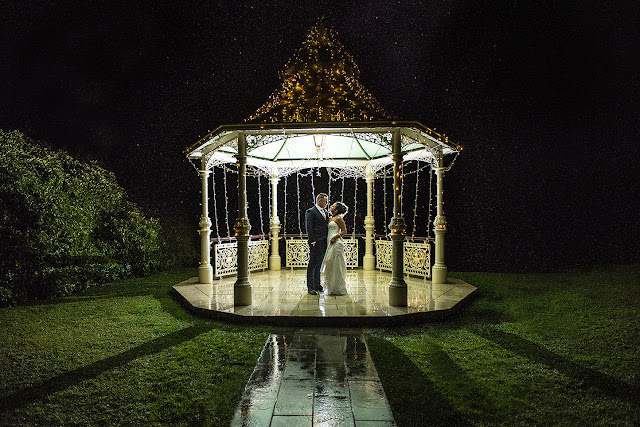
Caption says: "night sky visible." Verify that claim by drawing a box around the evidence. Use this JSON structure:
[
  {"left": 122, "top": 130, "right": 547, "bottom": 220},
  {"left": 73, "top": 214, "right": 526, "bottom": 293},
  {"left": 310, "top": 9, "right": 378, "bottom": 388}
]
[{"left": 2, "top": 0, "right": 639, "bottom": 271}]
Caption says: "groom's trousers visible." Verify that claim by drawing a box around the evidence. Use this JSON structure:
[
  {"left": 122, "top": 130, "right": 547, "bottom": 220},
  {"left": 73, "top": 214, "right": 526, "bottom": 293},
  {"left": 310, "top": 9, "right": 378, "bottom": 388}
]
[{"left": 307, "top": 240, "right": 327, "bottom": 291}]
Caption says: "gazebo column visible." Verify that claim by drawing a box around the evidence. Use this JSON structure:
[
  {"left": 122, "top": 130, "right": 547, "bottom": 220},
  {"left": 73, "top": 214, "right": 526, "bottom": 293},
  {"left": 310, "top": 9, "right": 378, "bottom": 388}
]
[
  {"left": 269, "top": 174, "right": 281, "bottom": 270},
  {"left": 234, "top": 133, "right": 252, "bottom": 305},
  {"left": 363, "top": 164, "right": 375, "bottom": 270},
  {"left": 432, "top": 149, "right": 448, "bottom": 284},
  {"left": 197, "top": 164, "right": 214, "bottom": 284},
  {"left": 388, "top": 130, "right": 407, "bottom": 306}
]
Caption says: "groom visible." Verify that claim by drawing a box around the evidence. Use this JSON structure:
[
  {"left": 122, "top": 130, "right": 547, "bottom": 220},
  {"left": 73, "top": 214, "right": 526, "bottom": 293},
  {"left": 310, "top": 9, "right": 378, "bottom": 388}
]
[{"left": 305, "top": 193, "right": 328, "bottom": 295}]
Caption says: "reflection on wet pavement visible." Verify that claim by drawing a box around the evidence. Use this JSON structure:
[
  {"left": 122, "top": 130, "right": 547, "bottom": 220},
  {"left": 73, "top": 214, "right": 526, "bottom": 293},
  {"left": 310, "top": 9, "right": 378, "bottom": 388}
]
[
  {"left": 173, "top": 269, "right": 476, "bottom": 325},
  {"left": 231, "top": 328, "right": 395, "bottom": 426}
]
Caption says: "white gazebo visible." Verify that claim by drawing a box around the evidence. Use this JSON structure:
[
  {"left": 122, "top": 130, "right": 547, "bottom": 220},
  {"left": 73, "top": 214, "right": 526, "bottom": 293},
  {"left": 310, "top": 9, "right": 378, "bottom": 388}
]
[{"left": 185, "top": 25, "right": 461, "bottom": 307}]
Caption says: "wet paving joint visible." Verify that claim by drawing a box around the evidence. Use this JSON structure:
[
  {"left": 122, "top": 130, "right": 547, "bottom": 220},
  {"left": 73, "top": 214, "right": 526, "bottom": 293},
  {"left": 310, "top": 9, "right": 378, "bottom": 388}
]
[{"left": 231, "top": 328, "right": 396, "bottom": 426}]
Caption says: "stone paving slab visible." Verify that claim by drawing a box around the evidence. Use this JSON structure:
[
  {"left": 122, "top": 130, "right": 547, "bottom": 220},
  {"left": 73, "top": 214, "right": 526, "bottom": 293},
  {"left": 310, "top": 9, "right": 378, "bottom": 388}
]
[{"left": 231, "top": 328, "right": 396, "bottom": 427}]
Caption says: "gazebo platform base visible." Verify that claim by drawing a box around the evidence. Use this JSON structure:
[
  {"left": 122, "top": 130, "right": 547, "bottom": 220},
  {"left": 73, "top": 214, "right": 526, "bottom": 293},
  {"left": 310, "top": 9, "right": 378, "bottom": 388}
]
[{"left": 173, "top": 268, "right": 476, "bottom": 326}]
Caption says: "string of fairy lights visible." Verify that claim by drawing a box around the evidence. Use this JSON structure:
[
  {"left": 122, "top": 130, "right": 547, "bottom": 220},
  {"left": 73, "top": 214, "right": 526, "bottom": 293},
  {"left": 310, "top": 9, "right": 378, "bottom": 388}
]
[
  {"left": 201, "top": 160, "right": 440, "bottom": 243},
  {"left": 257, "top": 172, "right": 264, "bottom": 235},
  {"left": 188, "top": 23, "right": 463, "bottom": 244},
  {"left": 211, "top": 169, "right": 221, "bottom": 242},
  {"left": 246, "top": 25, "right": 394, "bottom": 124},
  {"left": 296, "top": 169, "right": 302, "bottom": 235},
  {"left": 193, "top": 141, "right": 455, "bottom": 242}
]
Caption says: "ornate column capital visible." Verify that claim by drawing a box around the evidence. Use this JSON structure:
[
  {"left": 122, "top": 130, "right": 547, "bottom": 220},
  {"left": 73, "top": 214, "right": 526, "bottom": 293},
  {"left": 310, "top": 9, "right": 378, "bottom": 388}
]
[
  {"left": 199, "top": 216, "right": 212, "bottom": 230},
  {"left": 234, "top": 218, "right": 251, "bottom": 236},
  {"left": 365, "top": 164, "right": 375, "bottom": 182},
  {"left": 388, "top": 217, "right": 407, "bottom": 236},
  {"left": 434, "top": 215, "right": 447, "bottom": 230}
]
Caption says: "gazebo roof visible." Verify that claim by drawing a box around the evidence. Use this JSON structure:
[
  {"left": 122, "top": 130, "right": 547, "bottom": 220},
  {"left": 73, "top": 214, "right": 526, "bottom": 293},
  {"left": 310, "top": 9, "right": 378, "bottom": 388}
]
[
  {"left": 246, "top": 25, "right": 393, "bottom": 123},
  {"left": 186, "top": 25, "right": 461, "bottom": 178}
]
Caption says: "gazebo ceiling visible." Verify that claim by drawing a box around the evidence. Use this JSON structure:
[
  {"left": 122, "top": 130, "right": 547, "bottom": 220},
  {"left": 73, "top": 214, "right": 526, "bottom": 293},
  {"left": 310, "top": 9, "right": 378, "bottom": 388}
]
[
  {"left": 186, "top": 24, "right": 461, "bottom": 178},
  {"left": 186, "top": 122, "right": 460, "bottom": 177}
]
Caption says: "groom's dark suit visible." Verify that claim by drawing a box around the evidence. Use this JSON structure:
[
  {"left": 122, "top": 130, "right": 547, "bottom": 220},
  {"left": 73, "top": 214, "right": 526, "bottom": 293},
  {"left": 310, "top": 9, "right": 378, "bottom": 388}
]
[{"left": 305, "top": 205, "right": 328, "bottom": 293}]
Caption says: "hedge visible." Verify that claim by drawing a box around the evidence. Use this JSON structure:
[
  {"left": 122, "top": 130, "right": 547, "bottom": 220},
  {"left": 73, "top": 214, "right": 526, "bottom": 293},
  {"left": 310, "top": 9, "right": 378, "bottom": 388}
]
[{"left": 0, "top": 130, "right": 165, "bottom": 304}]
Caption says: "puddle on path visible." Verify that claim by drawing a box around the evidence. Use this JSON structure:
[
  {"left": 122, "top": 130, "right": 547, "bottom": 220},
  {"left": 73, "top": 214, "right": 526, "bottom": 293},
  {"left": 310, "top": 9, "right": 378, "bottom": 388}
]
[{"left": 231, "top": 328, "right": 395, "bottom": 426}]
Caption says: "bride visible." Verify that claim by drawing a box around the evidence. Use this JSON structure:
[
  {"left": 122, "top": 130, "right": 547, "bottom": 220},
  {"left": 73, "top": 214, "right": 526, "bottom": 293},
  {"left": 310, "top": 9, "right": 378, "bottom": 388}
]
[{"left": 322, "top": 202, "right": 348, "bottom": 296}]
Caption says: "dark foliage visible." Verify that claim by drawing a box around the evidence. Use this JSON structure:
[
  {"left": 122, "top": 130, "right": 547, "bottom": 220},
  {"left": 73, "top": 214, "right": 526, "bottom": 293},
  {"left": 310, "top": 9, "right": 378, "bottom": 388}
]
[{"left": 0, "top": 130, "right": 191, "bottom": 305}]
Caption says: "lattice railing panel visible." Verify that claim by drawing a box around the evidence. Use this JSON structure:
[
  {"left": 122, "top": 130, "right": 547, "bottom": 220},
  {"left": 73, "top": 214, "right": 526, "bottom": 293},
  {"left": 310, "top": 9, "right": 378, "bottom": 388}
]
[
  {"left": 286, "top": 239, "right": 310, "bottom": 268},
  {"left": 343, "top": 238, "right": 359, "bottom": 268},
  {"left": 286, "top": 238, "right": 359, "bottom": 268},
  {"left": 213, "top": 239, "right": 269, "bottom": 277},
  {"left": 214, "top": 243, "right": 237, "bottom": 277},
  {"left": 375, "top": 239, "right": 431, "bottom": 278},
  {"left": 375, "top": 240, "right": 393, "bottom": 272},
  {"left": 248, "top": 239, "right": 269, "bottom": 271},
  {"left": 404, "top": 241, "right": 431, "bottom": 278}
]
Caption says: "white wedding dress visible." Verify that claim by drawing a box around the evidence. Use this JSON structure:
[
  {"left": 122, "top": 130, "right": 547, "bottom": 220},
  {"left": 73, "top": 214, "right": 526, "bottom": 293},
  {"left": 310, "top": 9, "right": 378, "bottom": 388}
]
[{"left": 322, "top": 220, "right": 348, "bottom": 296}]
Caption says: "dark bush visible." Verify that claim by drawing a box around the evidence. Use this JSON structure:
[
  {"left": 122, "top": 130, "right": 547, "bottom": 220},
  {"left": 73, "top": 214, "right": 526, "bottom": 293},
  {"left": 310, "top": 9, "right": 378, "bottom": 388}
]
[{"left": 0, "top": 130, "right": 165, "bottom": 305}]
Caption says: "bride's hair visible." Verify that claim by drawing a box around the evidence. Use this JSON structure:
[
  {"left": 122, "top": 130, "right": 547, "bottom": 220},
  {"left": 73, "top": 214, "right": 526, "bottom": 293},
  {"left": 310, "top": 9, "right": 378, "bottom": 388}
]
[{"left": 334, "top": 202, "right": 348, "bottom": 216}]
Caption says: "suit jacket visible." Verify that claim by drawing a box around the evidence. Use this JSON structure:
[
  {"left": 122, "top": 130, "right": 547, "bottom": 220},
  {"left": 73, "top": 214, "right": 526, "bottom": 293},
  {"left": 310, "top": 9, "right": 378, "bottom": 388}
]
[{"left": 305, "top": 205, "right": 328, "bottom": 245}]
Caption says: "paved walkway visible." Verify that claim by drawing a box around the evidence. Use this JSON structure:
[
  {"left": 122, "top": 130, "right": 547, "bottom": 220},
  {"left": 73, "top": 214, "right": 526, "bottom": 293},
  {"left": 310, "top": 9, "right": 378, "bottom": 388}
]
[{"left": 231, "top": 328, "right": 395, "bottom": 426}]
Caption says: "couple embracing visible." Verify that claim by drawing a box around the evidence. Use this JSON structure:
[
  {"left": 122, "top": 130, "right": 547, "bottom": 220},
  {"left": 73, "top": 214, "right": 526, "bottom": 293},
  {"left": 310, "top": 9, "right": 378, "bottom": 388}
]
[{"left": 305, "top": 193, "right": 348, "bottom": 296}]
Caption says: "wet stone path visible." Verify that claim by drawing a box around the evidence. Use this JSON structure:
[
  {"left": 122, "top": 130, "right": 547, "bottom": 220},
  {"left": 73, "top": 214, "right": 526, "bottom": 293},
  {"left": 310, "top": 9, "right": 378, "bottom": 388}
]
[{"left": 231, "top": 328, "right": 396, "bottom": 426}]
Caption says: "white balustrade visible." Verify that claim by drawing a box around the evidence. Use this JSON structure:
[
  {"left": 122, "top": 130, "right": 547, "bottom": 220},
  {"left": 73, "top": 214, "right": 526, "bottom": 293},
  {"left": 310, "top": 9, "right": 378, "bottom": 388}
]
[
  {"left": 286, "top": 238, "right": 359, "bottom": 269},
  {"left": 213, "top": 239, "right": 269, "bottom": 278},
  {"left": 376, "top": 239, "right": 431, "bottom": 278}
]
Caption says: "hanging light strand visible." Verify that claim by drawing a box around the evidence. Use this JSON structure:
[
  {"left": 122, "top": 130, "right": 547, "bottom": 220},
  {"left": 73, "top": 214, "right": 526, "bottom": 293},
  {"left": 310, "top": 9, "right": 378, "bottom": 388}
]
[
  {"left": 427, "top": 163, "right": 434, "bottom": 238},
  {"left": 267, "top": 172, "right": 272, "bottom": 237},
  {"left": 400, "top": 160, "right": 405, "bottom": 217},
  {"left": 446, "top": 151, "right": 460, "bottom": 171},
  {"left": 352, "top": 177, "right": 357, "bottom": 238},
  {"left": 283, "top": 174, "right": 288, "bottom": 236},
  {"left": 257, "top": 173, "right": 265, "bottom": 237},
  {"left": 383, "top": 168, "right": 388, "bottom": 238},
  {"left": 211, "top": 167, "right": 221, "bottom": 243},
  {"left": 372, "top": 175, "right": 376, "bottom": 236},
  {"left": 411, "top": 163, "right": 420, "bottom": 241},
  {"left": 187, "top": 156, "right": 199, "bottom": 172},
  {"left": 311, "top": 167, "right": 317, "bottom": 206},
  {"left": 327, "top": 167, "right": 332, "bottom": 202},
  {"left": 297, "top": 169, "right": 303, "bottom": 237},
  {"left": 223, "top": 166, "right": 231, "bottom": 238}
]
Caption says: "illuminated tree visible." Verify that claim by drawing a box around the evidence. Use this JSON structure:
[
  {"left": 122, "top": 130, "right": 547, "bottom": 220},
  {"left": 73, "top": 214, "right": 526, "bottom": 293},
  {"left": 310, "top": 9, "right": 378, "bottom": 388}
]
[{"left": 247, "top": 25, "right": 394, "bottom": 123}]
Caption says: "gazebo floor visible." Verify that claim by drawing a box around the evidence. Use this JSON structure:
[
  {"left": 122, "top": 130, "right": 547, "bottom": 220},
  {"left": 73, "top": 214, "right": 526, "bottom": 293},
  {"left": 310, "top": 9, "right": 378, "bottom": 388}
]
[{"left": 172, "top": 268, "right": 477, "bottom": 326}]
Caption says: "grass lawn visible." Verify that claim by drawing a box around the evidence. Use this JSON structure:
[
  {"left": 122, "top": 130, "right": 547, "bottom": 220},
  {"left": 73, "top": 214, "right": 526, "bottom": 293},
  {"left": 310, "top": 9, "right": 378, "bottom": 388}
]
[
  {"left": 1, "top": 265, "right": 638, "bottom": 426},
  {"left": 366, "top": 264, "right": 640, "bottom": 426},
  {"left": 0, "top": 268, "right": 270, "bottom": 426}
]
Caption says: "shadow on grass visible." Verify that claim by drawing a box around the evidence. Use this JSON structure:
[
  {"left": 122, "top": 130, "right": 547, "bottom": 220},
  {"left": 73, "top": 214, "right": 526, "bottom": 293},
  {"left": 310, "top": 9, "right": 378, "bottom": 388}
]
[
  {"left": 30, "top": 268, "right": 197, "bottom": 322},
  {"left": 366, "top": 335, "right": 473, "bottom": 426},
  {"left": 0, "top": 323, "right": 213, "bottom": 411},
  {"left": 473, "top": 327, "right": 640, "bottom": 406}
]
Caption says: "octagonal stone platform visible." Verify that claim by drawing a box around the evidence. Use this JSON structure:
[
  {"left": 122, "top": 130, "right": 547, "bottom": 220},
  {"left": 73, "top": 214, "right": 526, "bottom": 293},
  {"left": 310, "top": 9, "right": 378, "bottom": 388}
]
[{"left": 172, "top": 268, "right": 476, "bottom": 326}]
